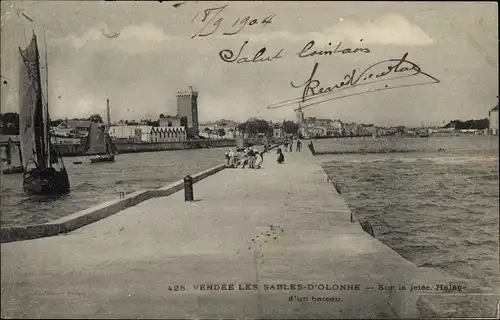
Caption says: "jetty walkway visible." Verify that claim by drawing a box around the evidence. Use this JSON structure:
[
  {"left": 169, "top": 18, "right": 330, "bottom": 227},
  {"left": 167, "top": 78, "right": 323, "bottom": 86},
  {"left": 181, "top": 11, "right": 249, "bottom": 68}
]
[{"left": 1, "top": 143, "right": 496, "bottom": 319}]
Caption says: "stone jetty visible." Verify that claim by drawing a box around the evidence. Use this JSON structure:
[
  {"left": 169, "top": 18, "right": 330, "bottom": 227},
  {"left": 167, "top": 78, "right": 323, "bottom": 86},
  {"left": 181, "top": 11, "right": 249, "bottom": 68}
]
[{"left": 1, "top": 142, "right": 497, "bottom": 319}]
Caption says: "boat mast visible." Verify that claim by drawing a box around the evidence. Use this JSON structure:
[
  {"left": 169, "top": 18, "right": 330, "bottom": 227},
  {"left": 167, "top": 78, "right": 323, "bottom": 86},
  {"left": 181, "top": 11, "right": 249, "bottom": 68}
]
[
  {"left": 106, "top": 98, "right": 110, "bottom": 154},
  {"left": 33, "top": 30, "right": 46, "bottom": 169},
  {"left": 43, "top": 25, "right": 51, "bottom": 166},
  {"left": 18, "top": 143, "right": 23, "bottom": 165},
  {"left": 6, "top": 141, "right": 12, "bottom": 165}
]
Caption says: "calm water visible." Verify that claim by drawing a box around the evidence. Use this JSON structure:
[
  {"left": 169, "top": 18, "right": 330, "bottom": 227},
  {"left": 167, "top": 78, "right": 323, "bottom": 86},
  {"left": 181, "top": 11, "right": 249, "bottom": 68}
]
[
  {"left": 0, "top": 148, "right": 226, "bottom": 227},
  {"left": 317, "top": 136, "right": 499, "bottom": 290}
]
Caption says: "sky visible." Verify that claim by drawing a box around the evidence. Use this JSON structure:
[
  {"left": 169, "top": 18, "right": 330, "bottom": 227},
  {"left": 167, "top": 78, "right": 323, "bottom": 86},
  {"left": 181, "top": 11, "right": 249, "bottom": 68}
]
[{"left": 0, "top": 1, "right": 498, "bottom": 127}]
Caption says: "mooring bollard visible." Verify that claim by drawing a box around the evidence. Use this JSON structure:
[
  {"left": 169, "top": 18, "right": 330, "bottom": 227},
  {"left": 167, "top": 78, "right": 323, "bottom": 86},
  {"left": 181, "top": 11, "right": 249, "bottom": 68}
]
[
  {"left": 184, "top": 175, "right": 194, "bottom": 202},
  {"left": 308, "top": 141, "right": 316, "bottom": 155}
]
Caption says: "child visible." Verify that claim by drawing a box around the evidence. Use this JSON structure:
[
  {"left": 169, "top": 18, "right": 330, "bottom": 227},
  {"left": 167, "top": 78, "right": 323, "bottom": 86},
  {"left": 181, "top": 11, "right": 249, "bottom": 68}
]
[{"left": 277, "top": 148, "right": 285, "bottom": 164}]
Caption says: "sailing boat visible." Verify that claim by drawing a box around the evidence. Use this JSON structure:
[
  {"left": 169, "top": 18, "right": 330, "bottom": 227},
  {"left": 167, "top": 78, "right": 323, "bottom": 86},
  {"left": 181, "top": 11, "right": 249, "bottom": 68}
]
[
  {"left": 19, "top": 31, "right": 70, "bottom": 195},
  {"left": 89, "top": 99, "right": 116, "bottom": 163},
  {"left": 2, "top": 139, "right": 24, "bottom": 174}
]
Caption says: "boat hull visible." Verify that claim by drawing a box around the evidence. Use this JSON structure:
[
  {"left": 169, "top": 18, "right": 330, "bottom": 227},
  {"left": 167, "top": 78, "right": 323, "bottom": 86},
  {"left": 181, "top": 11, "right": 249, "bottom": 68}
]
[
  {"left": 23, "top": 167, "right": 70, "bottom": 195},
  {"left": 90, "top": 154, "right": 115, "bottom": 163},
  {"left": 2, "top": 166, "right": 24, "bottom": 174}
]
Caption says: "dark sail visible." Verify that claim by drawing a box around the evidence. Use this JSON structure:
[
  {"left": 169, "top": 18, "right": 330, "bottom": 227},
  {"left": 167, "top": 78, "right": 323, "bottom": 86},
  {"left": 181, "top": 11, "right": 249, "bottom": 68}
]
[
  {"left": 5, "top": 140, "right": 12, "bottom": 165},
  {"left": 107, "top": 134, "right": 118, "bottom": 154},
  {"left": 86, "top": 122, "right": 107, "bottom": 155},
  {"left": 19, "top": 31, "right": 70, "bottom": 194},
  {"left": 18, "top": 33, "right": 45, "bottom": 169}
]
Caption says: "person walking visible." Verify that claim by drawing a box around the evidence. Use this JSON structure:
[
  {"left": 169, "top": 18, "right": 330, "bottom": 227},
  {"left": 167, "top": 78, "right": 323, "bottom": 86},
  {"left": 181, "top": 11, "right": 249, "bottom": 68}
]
[
  {"left": 283, "top": 140, "right": 288, "bottom": 152},
  {"left": 248, "top": 147, "right": 256, "bottom": 169},
  {"left": 277, "top": 148, "right": 285, "bottom": 164},
  {"left": 225, "top": 149, "right": 231, "bottom": 166},
  {"left": 289, "top": 139, "right": 293, "bottom": 152},
  {"left": 255, "top": 151, "right": 263, "bottom": 168},
  {"left": 227, "top": 149, "right": 235, "bottom": 167},
  {"left": 296, "top": 139, "right": 302, "bottom": 152}
]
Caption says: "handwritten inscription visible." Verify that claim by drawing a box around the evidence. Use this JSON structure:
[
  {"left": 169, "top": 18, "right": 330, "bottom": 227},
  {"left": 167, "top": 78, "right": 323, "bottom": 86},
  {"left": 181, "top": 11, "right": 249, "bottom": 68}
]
[
  {"left": 191, "top": 4, "right": 275, "bottom": 38},
  {"left": 189, "top": 3, "right": 440, "bottom": 113},
  {"left": 298, "top": 40, "right": 371, "bottom": 58},
  {"left": 219, "top": 41, "right": 284, "bottom": 64},
  {"left": 286, "top": 53, "right": 439, "bottom": 108}
]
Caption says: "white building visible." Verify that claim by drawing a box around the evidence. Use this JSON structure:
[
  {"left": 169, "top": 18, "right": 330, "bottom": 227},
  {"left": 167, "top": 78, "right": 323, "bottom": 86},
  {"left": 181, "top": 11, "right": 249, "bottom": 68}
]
[
  {"left": 134, "top": 126, "right": 154, "bottom": 142},
  {"left": 151, "top": 126, "right": 186, "bottom": 142},
  {"left": 330, "top": 119, "right": 344, "bottom": 136},
  {"left": 273, "top": 124, "right": 284, "bottom": 138},
  {"left": 51, "top": 125, "right": 74, "bottom": 137},
  {"left": 199, "top": 124, "right": 235, "bottom": 139},
  {"left": 108, "top": 125, "right": 186, "bottom": 142},
  {"left": 309, "top": 126, "right": 328, "bottom": 137},
  {"left": 489, "top": 105, "right": 498, "bottom": 135},
  {"left": 109, "top": 125, "right": 141, "bottom": 141},
  {"left": 159, "top": 115, "right": 181, "bottom": 128},
  {"left": 51, "top": 120, "right": 94, "bottom": 137}
]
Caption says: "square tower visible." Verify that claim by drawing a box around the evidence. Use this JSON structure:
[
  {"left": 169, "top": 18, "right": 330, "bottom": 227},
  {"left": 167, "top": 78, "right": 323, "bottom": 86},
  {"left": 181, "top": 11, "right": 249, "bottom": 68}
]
[{"left": 176, "top": 86, "right": 199, "bottom": 138}]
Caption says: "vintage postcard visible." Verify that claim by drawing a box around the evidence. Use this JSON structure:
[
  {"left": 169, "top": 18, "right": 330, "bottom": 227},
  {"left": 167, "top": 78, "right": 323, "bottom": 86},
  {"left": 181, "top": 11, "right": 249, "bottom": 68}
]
[{"left": 1, "top": 1, "right": 498, "bottom": 318}]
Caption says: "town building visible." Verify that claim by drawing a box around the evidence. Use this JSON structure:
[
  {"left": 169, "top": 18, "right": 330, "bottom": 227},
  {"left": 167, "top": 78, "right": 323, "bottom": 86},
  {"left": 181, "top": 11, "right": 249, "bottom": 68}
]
[
  {"left": 314, "top": 118, "right": 333, "bottom": 127},
  {"left": 151, "top": 126, "right": 186, "bottom": 142},
  {"left": 53, "top": 120, "right": 94, "bottom": 137},
  {"left": 108, "top": 125, "right": 142, "bottom": 142},
  {"left": 133, "top": 125, "right": 154, "bottom": 142},
  {"left": 361, "top": 124, "right": 377, "bottom": 136},
  {"left": 177, "top": 86, "right": 199, "bottom": 138},
  {"left": 330, "top": 119, "right": 344, "bottom": 136},
  {"left": 199, "top": 122, "right": 236, "bottom": 139},
  {"left": 428, "top": 127, "right": 454, "bottom": 134},
  {"left": 489, "top": 104, "right": 498, "bottom": 135},
  {"left": 159, "top": 115, "right": 181, "bottom": 128},
  {"left": 376, "top": 127, "right": 388, "bottom": 136},
  {"left": 273, "top": 123, "right": 284, "bottom": 139},
  {"left": 309, "top": 125, "right": 327, "bottom": 137},
  {"left": 109, "top": 125, "right": 186, "bottom": 142},
  {"left": 51, "top": 123, "right": 74, "bottom": 137},
  {"left": 343, "top": 122, "right": 362, "bottom": 136}
]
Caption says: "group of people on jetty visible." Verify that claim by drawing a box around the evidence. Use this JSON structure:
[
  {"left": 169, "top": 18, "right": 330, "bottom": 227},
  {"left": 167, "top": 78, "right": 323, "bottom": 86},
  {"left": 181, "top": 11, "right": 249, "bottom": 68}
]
[
  {"left": 225, "top": 138, "right": 303, "bottom": 168},
  {"left": 225, "top": 145, "right": 265, "bottom": 169},
  {"left": 283, "top": 138, "right": 302, "bottom": 152}
]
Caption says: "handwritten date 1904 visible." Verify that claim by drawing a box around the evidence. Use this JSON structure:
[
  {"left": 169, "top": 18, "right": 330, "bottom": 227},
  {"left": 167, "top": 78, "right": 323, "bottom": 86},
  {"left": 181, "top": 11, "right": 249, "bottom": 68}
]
[{"left": 191, "top": 4, "right": 275, "bottom": 39}]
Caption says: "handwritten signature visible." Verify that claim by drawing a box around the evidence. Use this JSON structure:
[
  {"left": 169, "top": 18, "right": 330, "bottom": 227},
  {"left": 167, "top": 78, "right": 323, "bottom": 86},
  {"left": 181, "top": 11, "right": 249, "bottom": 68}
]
[
  {"left": 191, "top": 4, "right": 275, "bottom": 39},
  {"left": 267, "top": 53, "right": 440, "bottom": 111}
]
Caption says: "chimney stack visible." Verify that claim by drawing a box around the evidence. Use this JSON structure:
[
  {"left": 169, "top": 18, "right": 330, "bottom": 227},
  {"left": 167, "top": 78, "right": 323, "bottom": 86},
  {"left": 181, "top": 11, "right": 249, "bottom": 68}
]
[{"left": 106, "top": 99, "right": 111, "bottom": 126}]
